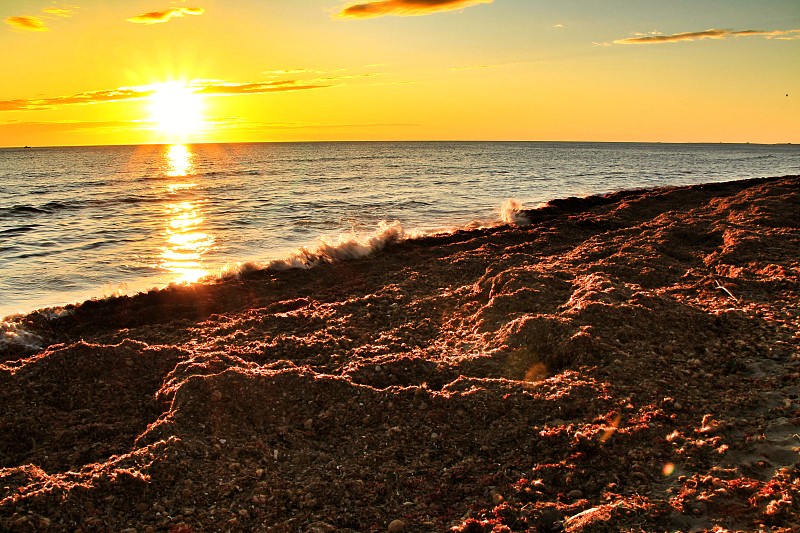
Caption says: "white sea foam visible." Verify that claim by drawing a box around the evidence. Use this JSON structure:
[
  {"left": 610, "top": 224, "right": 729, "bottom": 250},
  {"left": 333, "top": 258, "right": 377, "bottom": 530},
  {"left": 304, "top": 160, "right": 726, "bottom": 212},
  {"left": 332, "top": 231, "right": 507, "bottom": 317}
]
[
  {"left": 499, "top": 198, "right": 531, "bottom": 226},
  {"left": 220, "top": 220, "right": 408, "bottom": 277},
  {"left": 0, "top": 319, "right": 43, "bottom": 351},
  {"left": 269, "top": 219, "right": 408, "bottom": 269}
]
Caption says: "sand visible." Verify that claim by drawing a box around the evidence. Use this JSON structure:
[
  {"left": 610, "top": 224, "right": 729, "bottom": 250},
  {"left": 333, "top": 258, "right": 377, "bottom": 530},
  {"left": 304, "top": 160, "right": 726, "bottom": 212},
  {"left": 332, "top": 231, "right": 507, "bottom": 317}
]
[{"left": 1, "top": 175, "right": 799, "bottom": 532}]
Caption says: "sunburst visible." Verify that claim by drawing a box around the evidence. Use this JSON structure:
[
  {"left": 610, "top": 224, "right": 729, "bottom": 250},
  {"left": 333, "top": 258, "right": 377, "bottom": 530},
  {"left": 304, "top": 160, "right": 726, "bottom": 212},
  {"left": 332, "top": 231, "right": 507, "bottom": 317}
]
[{"left": 146, "top": 81, "right": 205, "bottom": 139}]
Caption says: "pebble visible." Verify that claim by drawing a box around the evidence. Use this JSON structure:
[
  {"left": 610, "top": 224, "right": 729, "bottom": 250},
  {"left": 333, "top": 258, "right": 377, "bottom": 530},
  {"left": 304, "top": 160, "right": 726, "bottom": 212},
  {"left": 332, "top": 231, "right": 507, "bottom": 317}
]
[
  {"left": 388, "top": 519, "right": 406, "bottom": 532},
  {"left": 567, "top": 489, "right": 584, "bottom": 500},
  {"left": 306, "top": 522, "right": 336, "bottom": 533}
]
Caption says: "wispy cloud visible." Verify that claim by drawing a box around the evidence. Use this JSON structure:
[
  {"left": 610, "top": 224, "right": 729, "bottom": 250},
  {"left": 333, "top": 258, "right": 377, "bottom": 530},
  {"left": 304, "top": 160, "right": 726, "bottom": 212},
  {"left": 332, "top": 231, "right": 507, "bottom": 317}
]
[
  {"left": 450, "top": 61, "right": 518, "bottom": 71},
  {"left": 614, "top": 28, "right": 800, "bottom": 45},
  {"left": 0, "top": 120, "right": 142, "bottom": 135},
  {"left": 209, "top": 117, "right": 420, "bottom": 132},
  {"left": 0, "top": 88, "right": 154, "bottom": 111},
  {"left": 195, "top": 80, "right": 332, "bottom": 95},
  {"left": 337, "top": 0, "right": 492, "bottom": 19},
  {"left": 127, "top": 7, "right": 205, "bottom": 25},
  {"left": 42, "top": 5, "right": 78, "bottom": 18},
  {"left": 4, "top": 4, "right": 79, "bottom": 32},
  {"left": 0, "top": 80, "right": 333, "bottom": 112},
  {"left": 263, "top": 68, "right": 328, "bottom": 78},
  {"left": 262, "top": 68, "right": 382, "bottom": 81},
  {"left": 5, "top": 16, "right": 48, "bottom": 32}
]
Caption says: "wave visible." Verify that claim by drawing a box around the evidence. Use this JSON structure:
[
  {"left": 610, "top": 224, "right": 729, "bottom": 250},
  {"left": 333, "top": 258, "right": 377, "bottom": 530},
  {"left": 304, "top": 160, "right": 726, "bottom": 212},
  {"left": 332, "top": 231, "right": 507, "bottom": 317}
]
[
  {"left": 499, "top": 198, "right": 531, "bottom": 225},
  {"left": 0, "top": 205, "right": 49, "bottom": 217},
  {"left": 0, "top": 196, "right": 167, "bottom": 220},
  {"left": 0, "top": 319, "right": 43, "bottom": 351},
  {"left": 219, "top": 197, "right": 527, "bottom": 280},
  {"left": 0, "top": 225, "right": 39, "bottom": 236},
  {"left": 219, "top": 220, "right": 410, "bottom": 279}
]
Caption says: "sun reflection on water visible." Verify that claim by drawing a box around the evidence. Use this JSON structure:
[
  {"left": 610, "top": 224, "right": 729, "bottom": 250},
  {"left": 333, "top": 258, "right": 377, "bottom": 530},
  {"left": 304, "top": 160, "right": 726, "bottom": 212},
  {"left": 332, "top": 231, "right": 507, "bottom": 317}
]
[
  {"left": 166, "top": 144, "right": 193, "bottom": 177},
  {"left": 161, "top": 144, "right": 213, "bottom": 284}
]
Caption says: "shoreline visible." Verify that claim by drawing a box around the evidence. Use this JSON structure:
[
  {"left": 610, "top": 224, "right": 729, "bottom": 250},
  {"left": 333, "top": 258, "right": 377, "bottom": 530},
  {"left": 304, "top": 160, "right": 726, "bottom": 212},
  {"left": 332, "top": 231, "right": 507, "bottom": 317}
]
[
  {"left": 2, "top": 175, "right": 799, "bottom": 531},
  {"left": 0, "top": 175, "right": 783, "bottom": 324}
]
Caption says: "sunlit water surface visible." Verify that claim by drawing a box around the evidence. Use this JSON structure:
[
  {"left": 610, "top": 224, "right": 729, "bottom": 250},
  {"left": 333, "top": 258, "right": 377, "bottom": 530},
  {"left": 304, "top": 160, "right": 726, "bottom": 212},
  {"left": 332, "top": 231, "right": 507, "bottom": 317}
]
[{"left": 1, "top": 141, "right": 798, "bottom": 316}]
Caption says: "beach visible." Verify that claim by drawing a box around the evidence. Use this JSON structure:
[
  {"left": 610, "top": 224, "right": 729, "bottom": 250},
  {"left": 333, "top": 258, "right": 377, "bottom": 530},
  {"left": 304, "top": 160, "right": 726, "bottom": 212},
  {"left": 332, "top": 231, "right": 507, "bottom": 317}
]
[{"left": 1, "top": 175, "right": 798, "bottom": 531}]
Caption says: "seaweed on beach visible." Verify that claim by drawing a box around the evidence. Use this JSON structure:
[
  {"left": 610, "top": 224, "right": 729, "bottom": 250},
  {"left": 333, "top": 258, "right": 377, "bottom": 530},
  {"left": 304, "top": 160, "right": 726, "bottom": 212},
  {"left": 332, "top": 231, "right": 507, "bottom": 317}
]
[{"left": 1, "top": 176, "right": 799, "bottom": 532}]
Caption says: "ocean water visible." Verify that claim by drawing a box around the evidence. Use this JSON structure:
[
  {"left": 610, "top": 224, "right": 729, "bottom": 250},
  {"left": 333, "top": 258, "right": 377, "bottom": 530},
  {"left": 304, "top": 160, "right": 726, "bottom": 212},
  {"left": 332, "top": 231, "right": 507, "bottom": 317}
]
[{"left": 1, "top": 141, "right": 798, "bottom": 317}]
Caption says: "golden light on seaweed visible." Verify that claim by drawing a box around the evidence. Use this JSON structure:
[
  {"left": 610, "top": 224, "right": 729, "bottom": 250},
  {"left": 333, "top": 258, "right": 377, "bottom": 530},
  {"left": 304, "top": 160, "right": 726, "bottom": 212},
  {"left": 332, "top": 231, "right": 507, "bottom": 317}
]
[{"left": 599, "top": 413, "right": 622, "bottom": 443}]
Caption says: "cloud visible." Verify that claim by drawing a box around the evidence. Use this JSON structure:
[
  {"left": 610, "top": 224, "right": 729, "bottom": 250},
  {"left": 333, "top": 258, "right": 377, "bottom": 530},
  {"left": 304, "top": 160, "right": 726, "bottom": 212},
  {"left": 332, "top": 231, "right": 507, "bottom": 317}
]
[
  {"left": 209, "top": 117, "right": 420, "bottom": 132},
  {"left": 42, "top": 6, "right": 77, "bottom": 18},
  {"left": 261, "top": 68, "right": 380, "bottom": 83},
  {"left": 614, "top": 28, "right": 800, "bottom": 45},
  {"left": 0, "top": 88, "right": 155, "bottom": 111},
  {"left": 4, "top": 5, "right": 79, "bottom": 32},
  {"left": 194, "top": 80, "right": 331, "bottom": 95},
  {"left": 0, "top": 120, "right": 140, "bottom": 135},
  {"left": 5, "top": 16, "right": 48, "bottom": 32},
  {"left": 263, "top": 69, "right": 326, "bottom": 78},
  {"left": 0, "top": 80, "right": 332, "bottom": 112},
  {"left": 127, "top": 7, "right": 205, "bottom": 25},
  {"left": 450, "top": 61, "right": 519, "bottom": 71},
  {"left": 337, "top": 0, "right": 492, "bottom": 19}
]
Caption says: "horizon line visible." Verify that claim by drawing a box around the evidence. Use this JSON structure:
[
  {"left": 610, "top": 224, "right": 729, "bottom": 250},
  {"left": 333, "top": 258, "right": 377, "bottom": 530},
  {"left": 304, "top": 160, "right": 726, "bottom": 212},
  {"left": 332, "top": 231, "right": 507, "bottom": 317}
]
[{"left": 2, "top": 139, "right": 796, "bottom": 150}]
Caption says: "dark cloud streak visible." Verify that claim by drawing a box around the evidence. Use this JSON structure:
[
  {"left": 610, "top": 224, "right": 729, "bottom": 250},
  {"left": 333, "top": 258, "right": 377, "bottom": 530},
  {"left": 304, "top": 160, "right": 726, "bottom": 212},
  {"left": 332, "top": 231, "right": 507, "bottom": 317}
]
[
  {"left": 5, "top": 16, "right": 48, "bottom": 32},
  {"left": 127, "top": 7, "right": 205, "bottom": 25},
  {"left": 195, "top": 81, "right": 331, "bottom": 95},
  {"left": 0, "top": 88, "right": 154, "bottom": 111},
  {"left": 338, "top": 0, "right": 492, "bottom": 19}
]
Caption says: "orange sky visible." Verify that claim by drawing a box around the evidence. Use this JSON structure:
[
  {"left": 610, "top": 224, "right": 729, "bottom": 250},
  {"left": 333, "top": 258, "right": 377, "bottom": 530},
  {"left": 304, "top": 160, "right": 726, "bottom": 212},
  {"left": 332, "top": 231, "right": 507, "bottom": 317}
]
[{"left": 1, "top": 0, "right": 798, "bottom": 146}]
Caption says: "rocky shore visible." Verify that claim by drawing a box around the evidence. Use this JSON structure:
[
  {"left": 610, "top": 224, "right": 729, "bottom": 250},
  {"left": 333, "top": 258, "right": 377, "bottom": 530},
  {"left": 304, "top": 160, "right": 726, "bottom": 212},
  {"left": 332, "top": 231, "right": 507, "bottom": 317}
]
[{"left": 1, "top": 175, "right": 799, "bottom": 532}]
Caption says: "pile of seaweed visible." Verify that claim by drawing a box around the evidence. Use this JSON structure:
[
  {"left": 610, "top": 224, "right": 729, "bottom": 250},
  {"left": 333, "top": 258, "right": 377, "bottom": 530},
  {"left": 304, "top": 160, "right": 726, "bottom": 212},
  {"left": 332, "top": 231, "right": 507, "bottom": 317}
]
[{"left": 2, "top": 176, "right": 798, "bottom": 532}]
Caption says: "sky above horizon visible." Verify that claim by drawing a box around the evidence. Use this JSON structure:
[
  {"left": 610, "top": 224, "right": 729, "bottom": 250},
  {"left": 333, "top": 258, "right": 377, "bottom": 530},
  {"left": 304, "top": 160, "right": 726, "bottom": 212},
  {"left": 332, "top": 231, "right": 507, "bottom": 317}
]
[{"left": 1, "top": 0, "right": 798, "bottom": 146}]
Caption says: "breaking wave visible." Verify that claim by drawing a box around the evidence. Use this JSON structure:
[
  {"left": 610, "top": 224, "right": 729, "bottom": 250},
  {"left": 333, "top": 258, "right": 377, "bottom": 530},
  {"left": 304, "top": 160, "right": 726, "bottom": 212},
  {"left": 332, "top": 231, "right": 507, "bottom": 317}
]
[
  {"left": 220, "top": 220, "right": 410, "bottom": 278},
  {"left": 0, "top": 319, "right": 43, "bottom": 351},
  {"left": 499, "top": 198, "right": 531, "bottom": 225},
  {"left": 219, "top": 196, "right": 533, "bottom": 281}
]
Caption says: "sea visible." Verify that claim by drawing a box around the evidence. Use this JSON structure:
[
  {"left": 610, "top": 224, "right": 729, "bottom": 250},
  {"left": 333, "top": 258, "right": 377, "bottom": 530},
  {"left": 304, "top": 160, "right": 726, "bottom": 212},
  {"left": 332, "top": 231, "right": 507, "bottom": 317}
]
[{"left": 1, "top": 141, "right": 798, "bottom": 318}]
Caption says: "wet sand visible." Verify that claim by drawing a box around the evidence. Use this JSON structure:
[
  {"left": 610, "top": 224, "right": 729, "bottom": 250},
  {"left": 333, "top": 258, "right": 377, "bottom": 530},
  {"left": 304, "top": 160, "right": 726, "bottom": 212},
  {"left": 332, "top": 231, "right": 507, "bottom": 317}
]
[{"left": 1, "top": 175, "right": 799, "bottom": 532}]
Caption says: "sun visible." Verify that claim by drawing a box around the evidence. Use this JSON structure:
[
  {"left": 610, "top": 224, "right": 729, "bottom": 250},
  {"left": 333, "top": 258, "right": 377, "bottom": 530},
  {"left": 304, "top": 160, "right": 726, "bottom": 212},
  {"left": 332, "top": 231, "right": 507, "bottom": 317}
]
[{"left": 147, "top": 81, "right": 205, "bottom": 139}]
